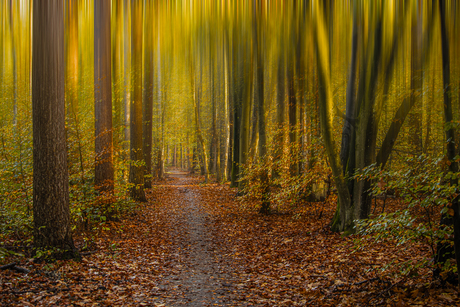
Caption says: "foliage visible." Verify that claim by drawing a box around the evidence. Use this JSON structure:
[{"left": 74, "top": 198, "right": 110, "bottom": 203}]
[
  {"left": 238, "top": 126, "right": 331, "bottom": 212},
  {"left": 353, "top": 155, "right": 457, "bottom": 278}
]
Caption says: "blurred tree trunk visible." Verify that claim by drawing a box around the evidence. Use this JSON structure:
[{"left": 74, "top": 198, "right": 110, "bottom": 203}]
[
  {"left": 314, "top": 2, "right": 351, "bottom": 232},
  {"left": 238, "top": 40, "right": 253, "bottom": 191},
  {"left": 253, "top": 0, "right": 269, "bottom": 213},
  {"left": 10, "top": 0, "right": 17, "bottom": 127},
  {"left": 32, "top": 0, "right": 76, "bottom": 256},
  {"left": 65, "top": 0, "right": 85, "bottom": 184},
  {"left": 288, "top": 55, "right": 297, "bottom": 176},
  {"left": 224, "top": 31, "right": 233, "bottom": 182},
  {"left": 94, "top": 0, "right": 114, "bottom": 194},
  {"left": 230, "top": 34, "right": 241, "bottom": 188},
  {"left": 273, "top": 49, "right": 285, "bottom": 180},
  {"left": 0, "top": 3, "right": 3, "bottom": 119},
  {"left": 129, "top": 0, "right": 146, "bottom": 202},
  {"left": 143, "top": 0, "right": 154, "bottom": 188},
  {"left": 436, "top": 0, "right": 460, "bottom": 284},
  {"left": 408, "top": 2, "right": 423, "bottom": 156},
  {"left": 123, "top": 0, "right": 131, "bottom": 168},
  {"left": 112, "top": 0, "right": 124, "bottom": 149},
  {"left": 210, "top": 51, "right": 218, "bottom": 175}
]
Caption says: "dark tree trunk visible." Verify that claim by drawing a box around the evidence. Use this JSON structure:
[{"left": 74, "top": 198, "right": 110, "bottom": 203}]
[
  {"left": 230, "top": 36, "right": 241, "bottom": 188},
  {"left": 287, "top": 57, "right": 297, "bottom": 175},
  {"left": 408, "top": 3, "right": 423, "bottom": 156},
  {"left": 10, "top": 0, "right": 17, "bottom": 127},
  {"left": 94, "top": 0, "right": 114, "bottom": 193},
  {"left": 253, "top": 1, "right": 269, "bottom": 214},
  {"left": 32, "top": 0, "right": 76, "bottom": 256},
  {"left": 143, "top": 0, "right": 154, "bottom": 189},
  {"left": 112, "top": 0, "right": 124, "bottom": 148},
  {"left": 273, "top": 49, "right": 285, "bottom": 179},
  {"left": 129, "top": 0, "right": 146, "bottom": 202},
  {"left": 436, "top": 0, "right": 460, "bottom": 284}
]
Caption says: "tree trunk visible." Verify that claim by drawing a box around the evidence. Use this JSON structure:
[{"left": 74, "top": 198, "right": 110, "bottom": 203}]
[
  {"left": 112, "top": 0, "right": 124, "bottom": 149},
  {"left": 288, "top": 56, "right": 297, "bottom": 176},
  {"left": 230, "top": 36, "right": 241, "bottom": 188},
  {"left": 239, "top": 40, "right": 253, "bottom": 191},
  {"left": 253, "top": 1, "right": 269, "bottom": 213},
  {"left": 314, "top": 2, "right": 351, "bottom": 232},
  {"left": 32, "top": 0, "right": 76, "bottom": 256},
  {"left": 408, "top": 2, "right": 423, "bottom": 156},
  {"left": 143, "top": 0, "right": 154, "bottom": 189},
  {"left": 94, "top": 0, "right": 114, "bottom": 194},
  {"left": 129, "top": 0, "right": 146, "bottom": 202},
  {"left": 436, "top": 0, "right": 460, "bottom": 284},
  {"left": 273, "top": 49, "right": 285, "bottom": 179},
  {"left": 210, "top": 56, "right": 218, "bottom": 175},
  {"left": 123, "top": 0, "right": 131, "bottom": 167},
  {"left": 10, "top": 0, "right": 17, "bottom": 127},
  {"left": 194, "top": 64, "right": 209, "bottom": 182}
]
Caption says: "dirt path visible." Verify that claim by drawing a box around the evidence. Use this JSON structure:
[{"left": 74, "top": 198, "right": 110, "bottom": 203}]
[{"left": 154, "top": 171, "right": 237, "bottom": 306}]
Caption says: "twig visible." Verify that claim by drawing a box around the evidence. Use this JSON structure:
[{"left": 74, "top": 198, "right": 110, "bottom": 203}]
[
  {"left": 353, "top": 277, "right": 380, "bottom": 286},
  {"left": 0, "top": 262, "right": 31, "bottom": 274}
]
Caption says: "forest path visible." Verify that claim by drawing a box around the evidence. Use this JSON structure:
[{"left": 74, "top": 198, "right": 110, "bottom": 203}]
[{"left": 154, "top": 170, "right": 237, "bottom": 306}]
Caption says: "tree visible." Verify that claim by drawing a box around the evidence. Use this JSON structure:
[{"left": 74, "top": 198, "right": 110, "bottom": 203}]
[
  {"left": 129, "top": 0, "right": 147, "bottom": 202},
  {"left": 32, "top": 0, "right": 76, "bottom": 256},
  {"left": 143, "top": 0, "right": 154, "bottom": 189},
  {"left": 94, "top": 0, "right": 114, "bottom": 194},
  {"left": 436, "top": 0, "right": 460, "bottom": 284},
  {"left": 253, "top": 0, "right": 269, "bottom": 213},
  {"left": 314, "top": 2, "right": 411, "bottom": 232}
]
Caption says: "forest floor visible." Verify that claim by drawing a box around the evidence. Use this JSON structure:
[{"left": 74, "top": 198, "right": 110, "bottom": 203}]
[{"left": 1, "top": 170, "right": 460, "bottom": 306}]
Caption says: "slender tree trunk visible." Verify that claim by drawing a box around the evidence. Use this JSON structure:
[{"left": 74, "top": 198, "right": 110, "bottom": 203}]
[
  {"left": 112, "top": 0, "right": 124, "bottom": 150},
  {"left": 288, "top": 56, "right": 297, "bottom": 175},
  {"left": 94, "top": 0, "right": 114, "bottom": 194},
  {"left": 129, "top": 0, "right": 146, "bottom": 202},
  {"left": 143, "top": 0, "right": 154, "bottom": 189},
  {"left": 273, "top": 49, "right": 285, "bottom": 179},
  {"left": 194, "top": 63, "right": 209, "bottom": 182},
  {"left": 408, "top": 2, "right": 423, "bottom": 156},
  {"left": 0, "top": 3, "right": 3, "bottom": 120},
  {"left": 210, "top": 55, "right": 218, "bottom": 175},
  {"left": 436, "top": 0, "right": 460, "bottom": 284},
  {"left": 65, "top": 0, "right": 83, "bottom": 183},
  {"left": 32, "top": 0, "right": 76, "bottom": 256},
  {"left": 253, "top": 1, "right": 269, "bottom": 213},
  {"left": 231, "top": 38, "right": 242, "bottom": 188},
  {"left": 123, "top": 0, "right": 131, "bottom": 168},
  {"left": 239, "top": 43, "right": 252, "bottom": 190},
  {"left": 314, "top": 2, "right": 351, "bottom": 232},
  {"left": 10, "top": 0, "right": 17, "bottom": 127}
]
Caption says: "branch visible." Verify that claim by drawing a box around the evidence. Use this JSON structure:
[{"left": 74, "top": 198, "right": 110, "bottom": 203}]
[{"left": 0, "top": 262, "right": 31, "bottom": 274}]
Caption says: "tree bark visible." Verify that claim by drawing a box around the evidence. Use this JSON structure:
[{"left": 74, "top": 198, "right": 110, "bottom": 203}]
[
  {"left": 94, "top": 0, "right": 114, "bottom": 194},
  {"left": 143, "top": 0, "right": 154, "bottom": 189},
  {"left": 408, "top": 2, "right": 423, "bottom": 156},
  {"left": 253, "top": 1, "right": 269, "bottom": 213},
  {"left": 314, "top": 2, "right": 352, "bottom": 232},
  {"left": 273, "top": 49, "right": 285, "bottom": 179},
  {"left": 32, "top": 0, "right": 76, "bottom": 256},
  {"left": 436, "top": 0, "right": 460, "bottom": 284},
  {"left": 129, "top": 0, "right": 146, "bottom": 202}
]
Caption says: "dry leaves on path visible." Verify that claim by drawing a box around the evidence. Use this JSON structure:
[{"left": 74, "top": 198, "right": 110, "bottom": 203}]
[{"left": 1, "top": 172, "right": 459, "bottom": 306}]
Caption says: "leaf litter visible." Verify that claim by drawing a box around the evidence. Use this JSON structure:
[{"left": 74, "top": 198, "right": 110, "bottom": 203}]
[{"left": 1, "top": 172, "right": 459, "bottom": 306}]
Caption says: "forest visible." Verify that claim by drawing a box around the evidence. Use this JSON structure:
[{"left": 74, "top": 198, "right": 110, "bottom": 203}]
[{"left": 1, "top": 0, "right": 460, "bottom": 306}]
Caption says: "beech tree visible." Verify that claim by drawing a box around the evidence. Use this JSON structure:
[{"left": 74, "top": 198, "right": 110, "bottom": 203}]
[{"left": 32, "top": 0, "right": 76, "bottom": 256}]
